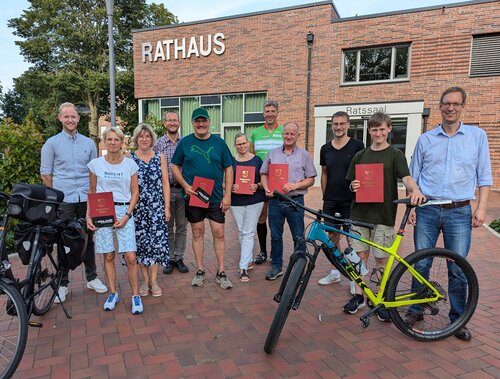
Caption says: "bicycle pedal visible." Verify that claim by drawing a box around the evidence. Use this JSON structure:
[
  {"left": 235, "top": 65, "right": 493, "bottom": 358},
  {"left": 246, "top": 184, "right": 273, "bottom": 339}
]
[
  {"left": 360, "top": 316, "right": 370, "bottom": 329},
  {"left": 273, "top": 293, "right": 282, "bottom": 303},
  {"left": 28, "top": 321, "right": 43, "bottom": 328}
]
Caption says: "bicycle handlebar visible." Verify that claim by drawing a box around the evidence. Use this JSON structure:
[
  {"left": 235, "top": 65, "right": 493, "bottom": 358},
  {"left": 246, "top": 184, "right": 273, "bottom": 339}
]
[
  {"left": 272, "top": 190, "right": 374, "bottom": 230},
  {"left": 393, "top": 198, "right": 452, "bottom": 207}
]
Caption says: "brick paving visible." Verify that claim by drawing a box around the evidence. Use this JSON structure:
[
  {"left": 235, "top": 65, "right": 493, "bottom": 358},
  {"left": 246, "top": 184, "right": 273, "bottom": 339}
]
[{"left": 12, "top": 188, "right": 500, "bottom": 378}]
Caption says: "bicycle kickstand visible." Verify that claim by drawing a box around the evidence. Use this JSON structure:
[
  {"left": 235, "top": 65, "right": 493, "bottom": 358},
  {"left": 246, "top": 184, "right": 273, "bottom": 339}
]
[{"left": 55, "top": 296, "right": 73, "bottom": 319}]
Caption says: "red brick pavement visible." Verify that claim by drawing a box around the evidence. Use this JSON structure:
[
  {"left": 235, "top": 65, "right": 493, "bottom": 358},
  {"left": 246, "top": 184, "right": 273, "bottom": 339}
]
[{"left": 11, "top": 188, "right": 500, "bottom": 378}]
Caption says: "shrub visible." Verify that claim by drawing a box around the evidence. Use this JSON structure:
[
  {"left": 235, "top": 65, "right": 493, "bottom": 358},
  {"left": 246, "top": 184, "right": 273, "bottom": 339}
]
[{"left": 490, "top": 219, "right": 500, "bottom": 233}]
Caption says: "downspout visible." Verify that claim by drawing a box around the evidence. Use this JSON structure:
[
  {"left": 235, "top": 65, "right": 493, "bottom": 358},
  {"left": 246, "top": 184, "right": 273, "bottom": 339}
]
[{"left": 305, "top": 32, "right": 314, "bottom": 151}]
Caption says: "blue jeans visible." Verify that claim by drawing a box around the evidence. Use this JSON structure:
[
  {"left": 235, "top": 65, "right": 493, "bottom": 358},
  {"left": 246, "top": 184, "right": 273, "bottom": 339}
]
[
  {"left": 268, "top": 196, "right": 305, "bottom": 271},
  {"left": 412, "top": 205, "right": 472, "bottom": 321}
]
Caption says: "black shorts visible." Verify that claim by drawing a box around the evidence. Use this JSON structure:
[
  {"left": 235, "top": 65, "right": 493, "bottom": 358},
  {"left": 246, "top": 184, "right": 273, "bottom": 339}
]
[
  {"left": 185, "top": 202, "right": 225, "bottom": 224},
  {"left": 322, "top": 200, "right": 352, "bottom": 230}
]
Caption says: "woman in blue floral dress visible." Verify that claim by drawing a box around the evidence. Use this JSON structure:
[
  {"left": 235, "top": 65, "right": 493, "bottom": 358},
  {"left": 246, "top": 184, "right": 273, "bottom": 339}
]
[{"left": 131, "top": 123, "right": 170, "bottom": 297}]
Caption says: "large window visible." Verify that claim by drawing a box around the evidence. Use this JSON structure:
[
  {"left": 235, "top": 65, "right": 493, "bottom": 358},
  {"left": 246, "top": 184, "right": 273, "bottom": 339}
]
[
  {"left": 342, "top": 44, "right": 410, "bottom": 85},
  {"left": 140, "top": 92, "right": 266, "bottom": 154}
]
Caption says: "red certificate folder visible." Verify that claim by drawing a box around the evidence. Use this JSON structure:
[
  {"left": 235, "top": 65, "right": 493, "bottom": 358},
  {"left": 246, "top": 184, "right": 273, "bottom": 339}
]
[
  {"left": 355, "top": 163, "right": 384, "bottom": 203},
  {"left": 88, "top": 192, "right": 116, "bottom": 227},
  {"left": 234, "top": 165, "right": 255, "bottom": 195},
  {"left": 268, "top": 163, "right": 288, "bottom": 193},
  {"left": 189, "top": 176, "right": 215, "bottom": 208}
]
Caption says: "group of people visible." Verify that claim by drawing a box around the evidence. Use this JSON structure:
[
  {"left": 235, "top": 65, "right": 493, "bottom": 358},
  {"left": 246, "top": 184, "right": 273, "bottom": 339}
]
[{"left": 40, "top": 86, "right": 491, "bottom": 342}]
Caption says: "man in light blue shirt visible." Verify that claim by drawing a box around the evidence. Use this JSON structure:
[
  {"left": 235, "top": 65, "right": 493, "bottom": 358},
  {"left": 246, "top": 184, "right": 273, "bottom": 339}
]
[
  {"left": 409, "top": 87, "right": 492, "bottom": 342},
  {"left": 40, "top": 102, "right": 108, "bottom": 303}
]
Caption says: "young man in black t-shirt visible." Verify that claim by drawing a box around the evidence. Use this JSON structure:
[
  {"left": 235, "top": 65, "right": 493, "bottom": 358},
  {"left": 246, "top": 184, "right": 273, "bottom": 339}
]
[{"left": 318, "top": 111, "right": 364, "bottom": 291}]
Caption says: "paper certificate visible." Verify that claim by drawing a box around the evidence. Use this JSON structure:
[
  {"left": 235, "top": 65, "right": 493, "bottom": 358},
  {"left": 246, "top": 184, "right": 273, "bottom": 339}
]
[
  {"left": 88, "top": 192, "right": 116, "bottom": 227},
  {"left": 189, "top": 176, "right": 215, "bottom": 208},
  {"left": 234, "top": 165, "right": 255, "bottom": 195},
  {"left": 268, "top": 163, "right": 288, "bottom": 193},
  {"left": 355, "top": 163, "right": 384, "bottom": 203}
]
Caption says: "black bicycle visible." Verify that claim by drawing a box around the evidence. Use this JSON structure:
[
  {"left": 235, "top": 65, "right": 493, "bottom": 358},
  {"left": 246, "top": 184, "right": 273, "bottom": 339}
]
[{"left": 0, "top": 184, "right": 73, "bottom": 379}]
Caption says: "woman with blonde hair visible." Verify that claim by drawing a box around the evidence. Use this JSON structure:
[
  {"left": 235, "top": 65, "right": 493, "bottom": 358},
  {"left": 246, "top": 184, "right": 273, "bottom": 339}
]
[{"left": 86, "top": 127, "right": 143, "bottom": 314}]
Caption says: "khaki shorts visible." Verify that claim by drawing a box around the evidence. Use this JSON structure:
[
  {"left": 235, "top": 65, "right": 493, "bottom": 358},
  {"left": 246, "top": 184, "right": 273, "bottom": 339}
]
[{"left": 349, "top": 224, "right": 395, "bottom": 259}]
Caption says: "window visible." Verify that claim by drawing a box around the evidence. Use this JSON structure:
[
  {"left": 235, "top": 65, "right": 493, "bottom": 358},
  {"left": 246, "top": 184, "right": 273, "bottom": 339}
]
[
  {"left": 470, "top": 33, "right": 500, "bottom": 77},
  {"left": 342, "top": 44, "right": 410, "bottom": 84}
]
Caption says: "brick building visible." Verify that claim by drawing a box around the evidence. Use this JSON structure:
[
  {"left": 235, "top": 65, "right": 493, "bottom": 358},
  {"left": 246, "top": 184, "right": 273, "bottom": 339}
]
[{"left": 132, "top": 0, "right": 499, "bottom": 188}]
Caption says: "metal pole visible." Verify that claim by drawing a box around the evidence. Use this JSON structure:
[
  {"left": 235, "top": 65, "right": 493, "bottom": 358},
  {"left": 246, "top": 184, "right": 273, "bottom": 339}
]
[
  {"left": 305, "top": 32, "right": 314, "bottom": 151},
  {"left": 106, "top": 0, "right": 116, "bottom": 127}
]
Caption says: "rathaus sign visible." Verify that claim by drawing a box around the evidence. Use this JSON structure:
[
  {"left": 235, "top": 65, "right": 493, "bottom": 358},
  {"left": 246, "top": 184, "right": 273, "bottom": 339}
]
[{"left": 142, "top": 32, "right": 226, "bottom": 63}]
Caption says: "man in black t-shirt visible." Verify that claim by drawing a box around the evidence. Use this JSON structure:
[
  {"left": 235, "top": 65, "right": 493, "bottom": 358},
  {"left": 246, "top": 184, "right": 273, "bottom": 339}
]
[{"left": 318, "top": 111, "right": 364, "bottom": 290}]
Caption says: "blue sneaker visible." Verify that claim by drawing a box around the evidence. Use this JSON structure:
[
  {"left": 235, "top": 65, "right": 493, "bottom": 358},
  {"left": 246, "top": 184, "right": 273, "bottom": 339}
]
[
  {"left": 104, "top": 293, "right": 119, "bottom": 311},
  {"left": 131, "top": 295, "right": 143, "bottom": 315}
]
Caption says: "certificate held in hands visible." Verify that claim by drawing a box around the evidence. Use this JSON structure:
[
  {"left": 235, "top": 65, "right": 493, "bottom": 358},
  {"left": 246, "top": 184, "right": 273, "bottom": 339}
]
[
  {"left": 268, "top": 163, "right": 288, "bottom": 193},
  {"left": 355, "top": 163, "right": 384, "bottom": 203},
  {"left": 234, "top": 166, "right": 256, "bottom": 195},
  {"left": 189, "top": 176, "right": 214, "bottom": 208},
  {"left": 88, "top": 192, "right": 116, "bottom": 227}
]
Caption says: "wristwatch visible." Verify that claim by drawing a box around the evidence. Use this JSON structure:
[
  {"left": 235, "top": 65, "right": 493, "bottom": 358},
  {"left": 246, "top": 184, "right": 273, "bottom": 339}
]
[{"left": 125, "top": 212, "right": 132, "bottom": 218}]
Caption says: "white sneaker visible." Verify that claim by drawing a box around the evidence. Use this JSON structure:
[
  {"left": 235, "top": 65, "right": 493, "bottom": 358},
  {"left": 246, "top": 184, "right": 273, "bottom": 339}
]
[
  {"left": 350, "top": 280, "right": 356, "bottom": 295},
  {"left": 87, "top": 278, "right": 108, "bottom": 293},
  {"left": 54, "top": 286, "right": 68, "bottom": 304},
  {"left": 318, "top": 270, "right": 341, "bottom": 285}
]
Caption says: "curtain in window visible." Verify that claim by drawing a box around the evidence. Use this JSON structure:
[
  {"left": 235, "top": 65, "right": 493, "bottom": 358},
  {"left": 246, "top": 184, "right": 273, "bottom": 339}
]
[
  {"left": 224, "top": 126, "right": 241, "bottom": 156},
  {"left": 245, "top": 93, "right": 266, "bottom": 113},
  {"left": 144, "top": 99, "right": 161, "bottom": 121},
  {"left": 205, "top": 106, "right": 221, "bottom": 134},
  {"left": 180, "top": 97, "right": 199, "bottom": 136},
  {"left": 222, "top": 95, "right": 243, "bottom": 123},
  {"left": 244, "top": 124, "right": 259, "bottom": 139}
]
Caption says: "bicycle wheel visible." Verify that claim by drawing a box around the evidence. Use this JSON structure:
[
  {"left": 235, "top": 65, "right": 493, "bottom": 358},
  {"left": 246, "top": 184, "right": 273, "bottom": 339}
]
[
  {"left": 386, "top": 248, "right": 478, "bottom": 341},
  {"left": 31, "top": 247, "right": 62, "bottom": 316},
  {"left": 264, "top": 257, "right": 307, "bottom": 354},
  {"left": 0, "top": 280, "right": 28, "bottom": 379}
]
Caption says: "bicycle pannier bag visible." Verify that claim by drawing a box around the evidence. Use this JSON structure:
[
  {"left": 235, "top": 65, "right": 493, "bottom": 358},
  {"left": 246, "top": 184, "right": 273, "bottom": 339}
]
[
  {"left": 8, "top": 184, "right": 64, "bottom": 225},
  {"left": 13, "top": 222, "right": 37, "bottom": 265},
  {"left": 58, "top": 219, "right": 88, "bottom": 270}
]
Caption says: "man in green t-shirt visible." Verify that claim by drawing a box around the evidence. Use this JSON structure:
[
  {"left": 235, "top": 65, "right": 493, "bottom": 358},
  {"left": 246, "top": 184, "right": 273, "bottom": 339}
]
[
  {"left": 250, "top": 100, "right": 284, "bottom": 265},
  {"left": 344, "top": 112, "right": 425, "bottom": 320},
  {"left": 171, "top": 107, "right": 234, "bottom": 290}
]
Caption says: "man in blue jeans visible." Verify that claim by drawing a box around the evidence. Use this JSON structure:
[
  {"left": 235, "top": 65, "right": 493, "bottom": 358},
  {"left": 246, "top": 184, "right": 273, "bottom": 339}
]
[
  {"left": 260, "top": 122, "right": 316, "bottom": 280},
  {"left": 409, "top": 86, "right": 492, "bottom": 341}
]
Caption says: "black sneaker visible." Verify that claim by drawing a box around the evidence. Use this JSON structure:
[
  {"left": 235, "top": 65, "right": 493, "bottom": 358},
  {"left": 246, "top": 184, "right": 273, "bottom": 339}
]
[
  {"left": 254, "top": 251, "right": 267, "bottom": 265},
  {"left": 343, "top": 294, "right": 366, "bottom": 314},
  {"left": 163, "top": 262, "right": 174, "bottom": 274},
  {"left": 265, "top": 267, "right": 283, "bottom": 281},
  {"left": 404, "top": 311, "right": 424, "bottom": 326},
  {"left": 176, "top": 259, "right": 189, "bottom": 273},
  {"left": 376, "top": 306, "right": 391, "bottom": 322}
]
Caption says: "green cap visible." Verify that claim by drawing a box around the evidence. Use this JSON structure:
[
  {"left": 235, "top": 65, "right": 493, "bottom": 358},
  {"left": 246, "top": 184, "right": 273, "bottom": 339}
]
[{"left": 191, "top": 107, "right": 210, "bottom": 121}]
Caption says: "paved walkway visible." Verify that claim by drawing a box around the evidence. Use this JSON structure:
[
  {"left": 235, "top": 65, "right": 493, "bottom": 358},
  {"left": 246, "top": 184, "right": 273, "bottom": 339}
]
[{"left": 13, "top": 188, "right": 500, "bottom": 378}]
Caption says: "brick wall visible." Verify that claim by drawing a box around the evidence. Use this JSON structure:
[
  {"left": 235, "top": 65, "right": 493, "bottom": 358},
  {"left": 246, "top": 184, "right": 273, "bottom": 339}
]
[{"left": 133, "top": 1, "right": 499, "bottom": 188}]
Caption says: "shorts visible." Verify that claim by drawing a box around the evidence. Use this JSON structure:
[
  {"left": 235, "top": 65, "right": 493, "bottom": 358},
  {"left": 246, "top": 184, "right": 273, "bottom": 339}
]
[
  {"left": 323, "top": 200, "right": 352, "bottom": 230},
  {"left": 94, "top": 205, "right": 137, "bottom": 253},
  {"left": 349, "top": 224, "right": 395, "bottom": 259},
  {"left": 185, "top": 202, "right": 225, "bottom": 224}
]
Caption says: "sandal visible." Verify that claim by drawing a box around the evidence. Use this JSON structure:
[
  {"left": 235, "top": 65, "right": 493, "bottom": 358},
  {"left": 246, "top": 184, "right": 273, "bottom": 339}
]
[
  {"left": 139, "top": 282, "right": 150, "bottom": 297},
  {"left": 240, "top": 269, "right": 250, "bottom": 282},
  {"left": 151, "top": 283, "right": 162, "bottom": 297}
]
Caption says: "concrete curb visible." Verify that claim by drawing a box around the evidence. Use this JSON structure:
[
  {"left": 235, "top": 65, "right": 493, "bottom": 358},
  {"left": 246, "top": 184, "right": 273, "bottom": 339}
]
[{"left": 483, "top": 223, "right": 500, "bottom": 238}]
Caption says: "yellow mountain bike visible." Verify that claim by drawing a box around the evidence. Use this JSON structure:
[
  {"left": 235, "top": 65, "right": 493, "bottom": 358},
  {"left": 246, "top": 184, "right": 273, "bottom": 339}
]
[{"left": 264, "top": 191, "right": 479, "bottom": 354}]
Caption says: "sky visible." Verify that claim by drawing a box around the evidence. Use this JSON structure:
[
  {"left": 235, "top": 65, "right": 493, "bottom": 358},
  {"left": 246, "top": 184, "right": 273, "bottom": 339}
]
[{"left": 0, "top": 0, "right": 466, "bottom": 93}]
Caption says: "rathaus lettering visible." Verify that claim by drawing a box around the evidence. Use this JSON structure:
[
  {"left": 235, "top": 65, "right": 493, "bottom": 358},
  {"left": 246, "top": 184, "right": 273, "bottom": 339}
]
[{"left": 142, "top": 33, "right": 226, "bottom": 63}]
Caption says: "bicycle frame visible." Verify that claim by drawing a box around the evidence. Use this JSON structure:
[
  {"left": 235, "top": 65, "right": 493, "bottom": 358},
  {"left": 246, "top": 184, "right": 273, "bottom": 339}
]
[{"left": 274, "top": 198, "right": 445, "bottom": 311}]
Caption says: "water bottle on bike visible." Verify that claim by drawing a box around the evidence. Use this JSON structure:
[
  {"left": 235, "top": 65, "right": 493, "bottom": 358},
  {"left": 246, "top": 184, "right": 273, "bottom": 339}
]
[{"left": 344, "top": 247, "right": 368, "bottom": 275}]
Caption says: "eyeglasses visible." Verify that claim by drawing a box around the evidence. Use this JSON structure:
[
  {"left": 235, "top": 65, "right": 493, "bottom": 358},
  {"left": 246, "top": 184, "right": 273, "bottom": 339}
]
[
  {"left": 441, "top": 102, "right": 464, "bottom": 108},
  {"left": 235, "top": 142, "right": 248, "bottom": 146}
]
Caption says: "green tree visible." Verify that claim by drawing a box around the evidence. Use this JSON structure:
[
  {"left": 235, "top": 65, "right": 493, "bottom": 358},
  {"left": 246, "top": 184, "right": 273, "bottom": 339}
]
[
  {"left": 8, "top": 0, "right": 177, "bottom": 136},
  {"left": 0, "top": 118, "right": 44, "bottom": 192}
]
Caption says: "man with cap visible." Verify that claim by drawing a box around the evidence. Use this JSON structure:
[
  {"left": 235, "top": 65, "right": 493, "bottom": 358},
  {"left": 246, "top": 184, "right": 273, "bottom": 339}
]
[{"left": 170, "top": 108, "right": 234, "bottom": 289}]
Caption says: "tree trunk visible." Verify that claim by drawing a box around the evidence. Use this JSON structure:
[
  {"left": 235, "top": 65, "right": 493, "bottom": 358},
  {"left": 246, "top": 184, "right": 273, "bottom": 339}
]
[{"left": 87, "top": 94, "right": 99, "bottom": 138}]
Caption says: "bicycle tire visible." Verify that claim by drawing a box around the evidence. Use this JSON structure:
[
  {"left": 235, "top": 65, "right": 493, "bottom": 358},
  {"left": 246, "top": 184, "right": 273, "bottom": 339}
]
[
  {"left": 31, "top": 247, "right": 62, "bottom": 316},
  {"left": 0, "top": 280, "right": 28, "bottom": 379},
  {"left": 386, "top": 248, "right": 478, "bottom": 341},
  {"left": 264, "top": 257, "right": 307, "bottom": 354}
]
